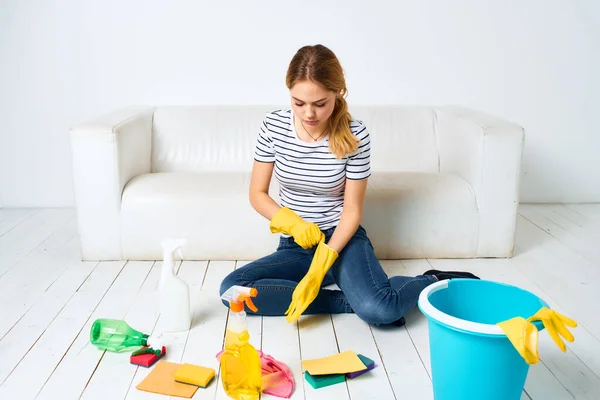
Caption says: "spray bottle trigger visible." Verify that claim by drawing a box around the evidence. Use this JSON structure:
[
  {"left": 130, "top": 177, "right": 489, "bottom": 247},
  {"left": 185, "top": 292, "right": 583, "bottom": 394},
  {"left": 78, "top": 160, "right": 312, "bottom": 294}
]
[{"left": 245, "top": 296, "right": 258, "bottom": 312}]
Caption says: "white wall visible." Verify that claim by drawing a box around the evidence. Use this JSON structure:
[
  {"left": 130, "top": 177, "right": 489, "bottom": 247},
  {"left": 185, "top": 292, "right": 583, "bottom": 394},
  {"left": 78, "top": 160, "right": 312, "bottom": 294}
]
[{"left": 0, "top": 0, "right": 598, "bottom": 207}]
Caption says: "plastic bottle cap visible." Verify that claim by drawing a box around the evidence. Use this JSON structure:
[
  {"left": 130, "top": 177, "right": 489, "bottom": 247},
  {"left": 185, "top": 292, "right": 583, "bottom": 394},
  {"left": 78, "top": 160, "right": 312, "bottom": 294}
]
[{"left": 231, "top": 301, "right": 244, "bottom": 312}]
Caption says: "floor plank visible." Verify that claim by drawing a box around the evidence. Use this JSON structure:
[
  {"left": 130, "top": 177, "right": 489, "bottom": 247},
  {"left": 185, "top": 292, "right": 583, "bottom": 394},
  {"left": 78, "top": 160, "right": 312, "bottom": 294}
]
[
  {"left": 522, "top": 390, "right": 533, "bottom": 400},
  {"left": 549, "top": 204, "right": 600, "bottom": 236},
  {"left": 400, "top": 259, "right": 435, "bottom": 377},
  {"left": 0, "top": 218, "right": 81, "bottom": 339},
  {"left": 0, "top": 214, "right": 78, "bottom": 290},
  {"left": 520, "top": 205, "right": 600, "bottom": 268},
  {"left": 0, "top": 208, "right": 74, "bottom": 278},
  {"left": 566, "top": 204, "right": 600, "bottom": 219},
  {"left": 0, "top": 260, "right": 97, "bottom": 384},
  {"left": 0, "top": 208, "right": 37, "bottom": 237},
  {"left": 541, "top": 204, "right": 600, "bottom": 239}
]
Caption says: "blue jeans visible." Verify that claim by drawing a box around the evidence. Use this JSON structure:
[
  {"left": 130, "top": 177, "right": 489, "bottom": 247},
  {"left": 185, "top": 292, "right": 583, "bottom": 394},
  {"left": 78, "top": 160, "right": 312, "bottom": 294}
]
[{"left": 219, "top": 225, "right": 437, "bottom": 325}]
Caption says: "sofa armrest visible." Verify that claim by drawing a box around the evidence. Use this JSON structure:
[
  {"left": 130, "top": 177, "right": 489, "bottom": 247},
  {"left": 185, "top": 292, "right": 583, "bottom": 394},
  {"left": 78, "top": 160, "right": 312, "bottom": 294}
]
[
  {"left": 70, "top": 106, "right": 155, "bottom": 260},
  {"left": 436, "top": 106, "right": 525, "bottom": 257}
]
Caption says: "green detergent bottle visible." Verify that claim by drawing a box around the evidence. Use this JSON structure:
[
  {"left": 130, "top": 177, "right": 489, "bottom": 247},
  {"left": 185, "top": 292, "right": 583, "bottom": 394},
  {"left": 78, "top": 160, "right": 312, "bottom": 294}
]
[{"left": 90, "top": 319, "right": 149, "bottom": 352}]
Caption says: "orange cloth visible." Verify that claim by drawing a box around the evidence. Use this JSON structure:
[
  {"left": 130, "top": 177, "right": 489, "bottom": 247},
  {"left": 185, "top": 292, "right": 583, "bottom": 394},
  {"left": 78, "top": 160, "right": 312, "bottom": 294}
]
[{"left": 136, "top": 361, "right": 198, "bottom": 398}]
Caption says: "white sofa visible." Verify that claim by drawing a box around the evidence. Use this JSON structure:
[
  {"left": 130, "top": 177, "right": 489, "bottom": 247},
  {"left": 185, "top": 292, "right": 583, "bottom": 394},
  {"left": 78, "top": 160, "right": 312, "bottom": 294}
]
[{"left": 69, "top": 105, "right": 524, "bottom": 261}]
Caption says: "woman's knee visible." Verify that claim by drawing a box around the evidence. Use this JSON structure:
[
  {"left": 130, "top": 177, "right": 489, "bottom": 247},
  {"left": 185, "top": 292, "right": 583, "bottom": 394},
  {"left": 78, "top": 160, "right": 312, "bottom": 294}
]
[
  {"left": 218, "top": 257, "right": 269, "bottom": 297},
  {"left": 350, "top": 291, "right": 408, "bottom": 326},
  {"left": 353, "top": 305, "right": 400, "bottom": 326},
  {"left": 219, "top": 269, "right": 245, "bottom": 297}
]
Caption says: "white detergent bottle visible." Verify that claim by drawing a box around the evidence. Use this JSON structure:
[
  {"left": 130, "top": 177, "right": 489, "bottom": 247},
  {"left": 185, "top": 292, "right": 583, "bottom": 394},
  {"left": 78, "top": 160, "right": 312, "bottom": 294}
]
[{"left": 159, "top": 239, "right": 191, "bottom": 332}]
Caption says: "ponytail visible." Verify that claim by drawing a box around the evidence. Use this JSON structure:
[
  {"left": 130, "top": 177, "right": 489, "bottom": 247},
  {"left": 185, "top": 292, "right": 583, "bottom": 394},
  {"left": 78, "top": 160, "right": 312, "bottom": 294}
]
[{"left": 328, "top": 91, "right": 358, "bottom": 159}]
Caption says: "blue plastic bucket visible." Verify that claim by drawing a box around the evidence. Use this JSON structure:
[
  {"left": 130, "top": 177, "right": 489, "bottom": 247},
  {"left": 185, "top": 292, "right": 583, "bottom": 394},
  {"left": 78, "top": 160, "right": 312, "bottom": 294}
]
[{"left": 417, "top": 279, "right": 548, "bottom": 400}]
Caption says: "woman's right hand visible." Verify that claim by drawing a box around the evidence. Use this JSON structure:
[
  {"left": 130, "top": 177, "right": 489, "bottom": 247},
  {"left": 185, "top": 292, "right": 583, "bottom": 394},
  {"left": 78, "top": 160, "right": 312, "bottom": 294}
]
[{"left": 269, "top": 207, "right": 324, "bottom": 249}]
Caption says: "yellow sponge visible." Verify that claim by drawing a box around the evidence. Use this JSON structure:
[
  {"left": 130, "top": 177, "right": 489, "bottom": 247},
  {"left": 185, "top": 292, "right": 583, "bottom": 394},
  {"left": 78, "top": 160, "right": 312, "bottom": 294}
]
[{"left": 174, "top": 363, "right": 216, "bottom": 388}]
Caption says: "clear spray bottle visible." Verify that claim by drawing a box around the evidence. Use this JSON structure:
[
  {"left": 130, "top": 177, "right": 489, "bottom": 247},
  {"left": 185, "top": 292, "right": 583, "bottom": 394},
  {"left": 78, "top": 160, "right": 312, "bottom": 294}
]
[
  {"left": 220, "top": 285, "right": 262, "bottom": 400},
  {"left": 159, "top": 239, "right": 191, "bottom": 332}
]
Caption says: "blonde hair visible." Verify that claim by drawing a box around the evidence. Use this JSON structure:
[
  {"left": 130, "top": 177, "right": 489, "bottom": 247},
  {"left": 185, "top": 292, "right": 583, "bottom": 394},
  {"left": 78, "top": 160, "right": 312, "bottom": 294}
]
[{"left": 286, "top": 45, "right": 359, "bottom": 159}]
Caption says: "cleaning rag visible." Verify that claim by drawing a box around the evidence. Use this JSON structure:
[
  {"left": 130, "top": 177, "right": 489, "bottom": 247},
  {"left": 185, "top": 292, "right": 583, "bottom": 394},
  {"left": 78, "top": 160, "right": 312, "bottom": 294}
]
[{"left": 216, "top": 350, "right": 294, "bottom": 398}]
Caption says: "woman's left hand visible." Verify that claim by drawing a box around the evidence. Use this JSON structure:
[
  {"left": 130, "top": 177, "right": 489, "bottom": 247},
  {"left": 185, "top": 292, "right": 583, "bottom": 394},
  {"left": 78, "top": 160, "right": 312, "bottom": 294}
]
[{"left": 285, "top": 241, "right": 338, "bottom": 322}]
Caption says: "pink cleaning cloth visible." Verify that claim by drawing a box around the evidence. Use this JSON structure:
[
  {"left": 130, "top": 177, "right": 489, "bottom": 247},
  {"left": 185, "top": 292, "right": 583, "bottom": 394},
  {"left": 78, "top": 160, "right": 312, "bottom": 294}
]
[{"left": 216, "top": 350, "right": 295, "bottom": 398}]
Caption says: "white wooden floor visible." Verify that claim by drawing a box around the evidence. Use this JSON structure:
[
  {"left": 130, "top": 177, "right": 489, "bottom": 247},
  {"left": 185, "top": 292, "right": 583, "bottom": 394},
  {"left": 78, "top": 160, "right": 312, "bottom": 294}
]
[{"left": 1, "top": 204, "right": 599, "bottom": 400}]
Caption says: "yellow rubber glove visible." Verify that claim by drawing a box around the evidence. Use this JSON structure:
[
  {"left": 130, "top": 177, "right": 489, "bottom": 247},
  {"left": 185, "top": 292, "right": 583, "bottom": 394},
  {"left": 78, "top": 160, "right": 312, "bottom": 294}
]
[
  {"left": 285, "top": 241, "right": 338, "bottom": 323},
  {"left": 527, "top": 307, "right": 577, "bottom": 352},
  {"left": 269, "top": 207, "right": 324, "bottom": 250},
  {"left": 497, "top": 317, "right": 540, "bottom": 364}
]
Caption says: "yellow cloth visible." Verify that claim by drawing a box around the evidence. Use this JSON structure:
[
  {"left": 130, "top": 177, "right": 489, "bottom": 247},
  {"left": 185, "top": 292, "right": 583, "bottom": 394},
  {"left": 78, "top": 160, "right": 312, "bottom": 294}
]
[
  {"left": 302, "top": 350, "right": 367, "bottom": 375},
  {"left": 285, "top": 240, "right": 338, "bottom": 322},
  {"left": 497, "top": 317, "right": 540, "bottom": 365},
  {"left": 136, "top": 361, "right": 198, "bottom": 398},
  {"left": 174, "top": 363, "right": 216, "bottom": 387},
  {"left": 269, "top": 207, "right": 324, "bottom": 249},
  {"left": 527, "top": 307, "right": 577, "bottom": 352}
]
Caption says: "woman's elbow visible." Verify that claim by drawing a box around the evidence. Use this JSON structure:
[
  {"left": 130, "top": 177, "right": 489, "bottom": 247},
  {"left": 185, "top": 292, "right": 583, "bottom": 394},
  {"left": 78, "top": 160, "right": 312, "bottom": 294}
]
[
  {"left": 249, "top": 189, "right": 266, "bottom": 211},
  {"left": 249, "top": 190, "right": 259, "bottom": 210},
  {"left": 342, "top": 208, "right": 363, "bottom": 224}
]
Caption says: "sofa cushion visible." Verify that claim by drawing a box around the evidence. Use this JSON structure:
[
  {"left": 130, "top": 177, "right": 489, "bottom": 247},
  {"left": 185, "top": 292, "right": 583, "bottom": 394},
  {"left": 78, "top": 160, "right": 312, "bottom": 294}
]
[
  {"left": 362, "top": 172, "right": 479, "bottom": 258},
  {"left": 121, "top": 172, "right": 278, "bottom": 260},
  {"left": 120, "top": 171, "right": 478, "bottom": 260}
]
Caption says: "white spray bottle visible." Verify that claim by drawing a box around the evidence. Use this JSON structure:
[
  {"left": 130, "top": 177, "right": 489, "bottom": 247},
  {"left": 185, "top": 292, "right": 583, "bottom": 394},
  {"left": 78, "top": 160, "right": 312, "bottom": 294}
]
[{"left": 159, "top": 239, "right": 191, "bottom": 332}]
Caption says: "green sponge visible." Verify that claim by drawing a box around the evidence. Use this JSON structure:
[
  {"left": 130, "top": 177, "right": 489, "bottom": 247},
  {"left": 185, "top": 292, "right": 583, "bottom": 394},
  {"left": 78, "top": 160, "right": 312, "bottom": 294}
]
[{"left": 304, "top": 371, "right": 345, "bottom": 389}]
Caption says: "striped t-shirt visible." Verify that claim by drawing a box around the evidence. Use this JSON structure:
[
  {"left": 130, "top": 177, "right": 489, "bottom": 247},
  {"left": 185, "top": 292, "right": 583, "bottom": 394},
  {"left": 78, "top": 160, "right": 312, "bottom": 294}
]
[{"left": 254, "top": 109, "right": 371, "bottom": 231}]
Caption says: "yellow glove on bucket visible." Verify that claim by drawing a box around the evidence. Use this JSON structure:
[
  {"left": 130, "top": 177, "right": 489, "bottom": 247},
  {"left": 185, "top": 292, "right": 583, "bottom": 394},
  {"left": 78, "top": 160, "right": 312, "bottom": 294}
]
[
  {"left": 270, "top": 207, "right": 324, "bottom": 249},
  {"left": 497, "top": 317, "right": 540, "bottom": 365},
  {"left": 527, "top": 307, "right": 577, "bottom": 352},
  {"left": 285, "top": 241, "right": 338, "bottom": 322}
]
